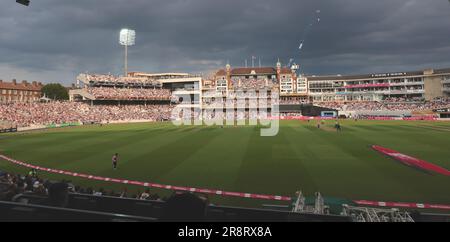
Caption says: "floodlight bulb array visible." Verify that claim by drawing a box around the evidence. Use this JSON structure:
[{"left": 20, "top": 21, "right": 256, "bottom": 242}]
[{"left": 119, "top": 29, "right": 136, "bottom": 46}]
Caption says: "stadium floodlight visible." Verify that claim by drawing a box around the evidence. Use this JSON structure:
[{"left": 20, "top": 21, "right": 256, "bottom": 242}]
[
  {"left": 119, "top": 28, "right": 136, "bottom": 76},
  {"left": 119, "top": 29, "right": 136, "bottom": 46}
]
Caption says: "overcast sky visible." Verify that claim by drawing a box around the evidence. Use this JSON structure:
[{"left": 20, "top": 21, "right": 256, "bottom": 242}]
[{"left": 1, "top": 0, "right": 450, "bottom": 85}]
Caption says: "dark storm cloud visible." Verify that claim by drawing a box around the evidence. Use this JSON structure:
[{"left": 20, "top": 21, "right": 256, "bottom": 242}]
[{"left": 1, "top": 0, "right": 450, "bottom": 84}]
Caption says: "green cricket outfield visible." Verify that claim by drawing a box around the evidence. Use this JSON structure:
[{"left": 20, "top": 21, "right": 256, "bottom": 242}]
[{"left": 1, "top": 120, "right": 449, "bottom": 208}]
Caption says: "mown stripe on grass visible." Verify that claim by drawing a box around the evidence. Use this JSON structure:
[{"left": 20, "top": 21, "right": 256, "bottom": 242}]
[
  {"left": 121, "top": 127, "right": 223, "bottom": 182},
  {"left": 159, "top": 127, "right": 253, "bottom": 191}
]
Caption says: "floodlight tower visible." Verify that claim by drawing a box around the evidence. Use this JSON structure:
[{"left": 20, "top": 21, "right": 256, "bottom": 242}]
[
  {"left": 119, "top": 29, "right": 136, "bottom": 76},
  {"left": 291, "top": 63, "right": 299, "bottom": 72},
  {"left": 291, "top": 63, "right": 300, "bottom": 77}
]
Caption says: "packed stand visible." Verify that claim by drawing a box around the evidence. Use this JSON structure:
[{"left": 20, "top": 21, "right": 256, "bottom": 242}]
[
  {"left": 0, "top": 102, "right": 174, "bottom": 127},
  {"left": 182, "top": 110, "right": 270, "bottom": 121},
  {"left": 230, "top": 77, "right": 271, "bottom": 89},
  {"left": 280, "top": 98, "right": 310, "bottom": 105},
  {"left": 80, "top": 74, "right": 161, "bottom": 86},
  {"left": 0, "top": 170, "right": 163, "bottom": 204},
  {"left": 87, "top": 87, "right": 171, "bottom": 100},
  {"left": 315, "top": 98, "right": 450, "bottom": 111},
  {"left": 382, "top": 97, "right": 425, "bottom": 103}
]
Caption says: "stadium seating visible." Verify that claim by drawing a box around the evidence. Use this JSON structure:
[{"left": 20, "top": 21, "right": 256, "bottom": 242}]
[
  {"left": 315, "top": 98, "right": 450, "bottom": 112},
  {"left": 411, "top": 212, "right": 450, "bottom": 222},
  {"left": 67, "top": 193, "right": 165, "bottom": 218},
  {"left": 10, "top": 193, "right": 352, "bottom": 222},
  {"left": 2, "top": 171, "right": 448, "bottom": 222},
  {"left": 0, "top": 201, "right": 156, "bottom": 222},
  {"left": 87, "top": 87, "right": 172, "bottom": 100},
  {"left": 1, "top": 97, "right": 449, "bottom": 128},
  {"left": 204, "top": 205, "right": 351, "bottom": 222},
  {"left": 0, "top": 102, "right": 173, "bottom": 127},
  {"left": 5, "top": 190, "right": 450, "bottom": 222}
]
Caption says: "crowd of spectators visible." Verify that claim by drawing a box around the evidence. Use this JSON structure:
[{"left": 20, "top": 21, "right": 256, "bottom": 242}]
[
  {"left": 1, "top": 170, "right": 212, "bottom": 221},
  {"left": 230, "top": 77, "right": 274, "bottom": 89},
  {"left": 280, "top": 98, "right": 310, "bottom": 105},
  {"left": 382, "top": 97, "right": 425, "bottom": 103},
  {"left": 202, "top": 91, "right": 273, "bottom": 99},
  {"left": 279, "top": 113, "right": 303, "bottom": 117},
  {"left": 0, "top": 170, "right": 48, "bottom": 202},
  {"left": 0, "top": 102, "right": 174, "bottom": 127},
  {"left": 87, "top": 87, "right": 171, "bottom": 100},
  {"left": 80, "top": 74, "right": 161, "bottom": 85},
  {"left": 1, "top": 96, "right": 449, "bottom": 128},
  {"left": 203, "top": 99, "right": 271, "bottom": 109},
  {"left": 228, "top": 91, "right": 268, "bottom": 98},
  {"left": 171, "top": 109, "right": 271, "bottom": 121},
  {"left": 315, "top": 98, "right": 450, "bottom": 111},
  {"left": 0, "top": 170, "right": 163, "bottom": 204},
  {"left": 194, "top": 110, "right": 270, "bottom": 120}
]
